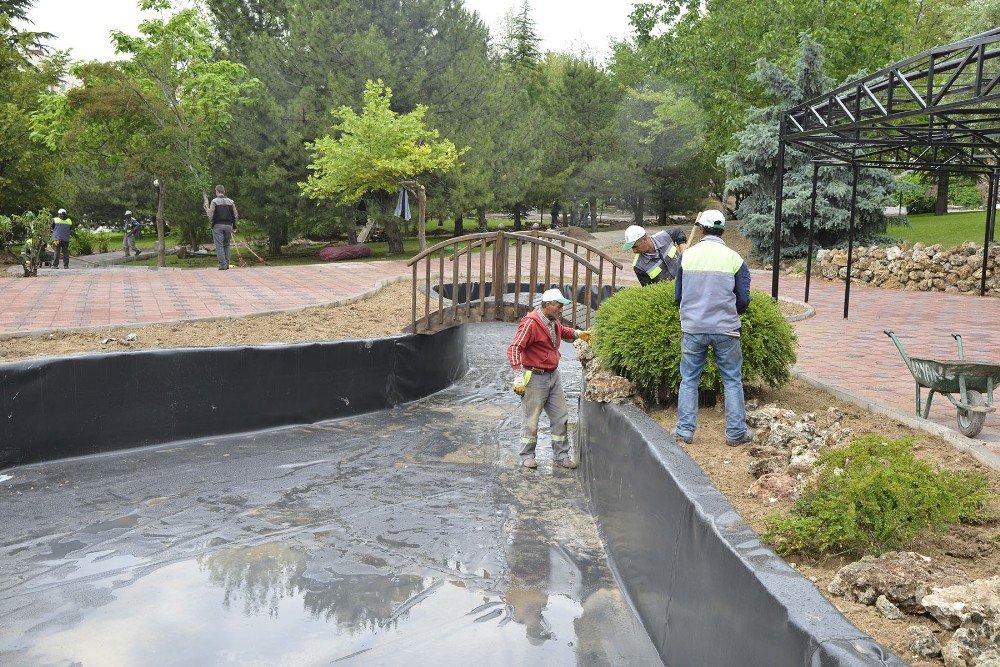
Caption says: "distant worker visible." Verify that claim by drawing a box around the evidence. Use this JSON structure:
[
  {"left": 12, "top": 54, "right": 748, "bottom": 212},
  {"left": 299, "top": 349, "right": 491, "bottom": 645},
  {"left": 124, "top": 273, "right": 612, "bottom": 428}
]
[
  {"left": 672, "top": 210, "right": 753, "bottom": 447},
  {"left": 622, "top": 224, "right": 688, "bottom": 285},
  {"left": 207, "top": 185, "right": 238, "bottom": 271},
  {"left": 580, "top": 201, "right": 590, "bottom": 227},
  {"left": 51, "top": 208, "right": 72, "bottom": 269},
  {"left": 550, "top": 201, "right": 560, "bottom": 227},
  {"left": 123, "top": 210, "right": 141, "bottom": 257},
  {"left": 507, "top": 288, "right": 592, "bottom": 470}
]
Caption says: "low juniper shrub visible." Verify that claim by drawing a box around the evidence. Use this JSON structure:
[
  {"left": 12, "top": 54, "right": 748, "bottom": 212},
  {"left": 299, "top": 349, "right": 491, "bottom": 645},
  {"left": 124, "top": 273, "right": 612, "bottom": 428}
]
[{"left": 764, "top": 435, "right": 993, "bottom": 558}]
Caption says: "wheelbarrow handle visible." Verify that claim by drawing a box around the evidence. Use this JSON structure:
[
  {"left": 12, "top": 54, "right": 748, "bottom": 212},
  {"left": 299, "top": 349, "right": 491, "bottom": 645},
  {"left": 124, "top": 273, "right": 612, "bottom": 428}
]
[
  {"left": 952, "top": 333, "right": 965, "bottom": 360},
  {"left": 884, "top": 330, "right": 911, "bottom": 365}
]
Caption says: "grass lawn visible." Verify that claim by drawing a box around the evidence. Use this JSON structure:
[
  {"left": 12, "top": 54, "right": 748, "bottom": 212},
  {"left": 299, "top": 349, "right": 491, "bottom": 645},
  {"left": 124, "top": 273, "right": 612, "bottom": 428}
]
[{"left": 887, "top": 210, "right": 995, "bottom": 248}]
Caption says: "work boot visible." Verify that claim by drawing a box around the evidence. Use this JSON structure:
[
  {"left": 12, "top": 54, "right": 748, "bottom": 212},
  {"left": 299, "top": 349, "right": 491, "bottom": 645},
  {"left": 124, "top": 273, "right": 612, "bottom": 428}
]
[
  {"left": 726, "top": 429, "right": 755, "bottom": 447},
  {"left": 671, "top": 429, "right": 693, "bottom": 444},
  {"left": 554, "top": 458, "right": 577, "bottom": 469},
  {"left": 521, "top": 458, "right": 537, "bottom": 469}
]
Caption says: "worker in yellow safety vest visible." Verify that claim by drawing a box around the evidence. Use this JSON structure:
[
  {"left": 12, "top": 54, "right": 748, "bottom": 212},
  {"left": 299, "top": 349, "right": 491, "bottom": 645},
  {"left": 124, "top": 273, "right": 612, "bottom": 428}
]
[
  {"left": 622, "top": 225, "right": 688, "bottom": 285},
  {"left": 51, "top": 208, "right": 73, "bottom": 269}
]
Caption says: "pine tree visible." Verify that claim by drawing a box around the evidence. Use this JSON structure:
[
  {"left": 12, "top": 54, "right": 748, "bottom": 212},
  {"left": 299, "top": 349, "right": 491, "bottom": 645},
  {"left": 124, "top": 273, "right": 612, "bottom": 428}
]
[
  {"left": 721, "top": 35, "right": 894, "bottom": 260},
  {"left": 499, "top": 1, "right": 541, "bottom": 69}
]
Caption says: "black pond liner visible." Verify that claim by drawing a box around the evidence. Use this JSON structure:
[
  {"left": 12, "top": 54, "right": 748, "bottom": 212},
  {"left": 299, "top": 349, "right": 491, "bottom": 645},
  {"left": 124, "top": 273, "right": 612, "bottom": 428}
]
[
  {"left": 577, "top": 396, "right": 907, "bottom": 667},
  {"left": 0, "top": 327, "right": 466, "bottom": 469}
]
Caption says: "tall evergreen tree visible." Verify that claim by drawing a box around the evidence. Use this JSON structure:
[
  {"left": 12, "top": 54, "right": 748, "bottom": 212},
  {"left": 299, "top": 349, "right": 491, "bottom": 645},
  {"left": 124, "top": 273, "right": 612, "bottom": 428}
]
[{"left": 721, "top": 36, "right": 893, "bottom": 260}]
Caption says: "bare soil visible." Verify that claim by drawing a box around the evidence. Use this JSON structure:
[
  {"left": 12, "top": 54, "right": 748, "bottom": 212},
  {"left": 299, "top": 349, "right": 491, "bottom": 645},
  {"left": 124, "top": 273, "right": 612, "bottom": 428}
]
[
  {"left": 0, "top": 281, "right": 413, "bottom": 362},
  {"left": 649, "top": 379, "right": 1000, "bottom": 666}
]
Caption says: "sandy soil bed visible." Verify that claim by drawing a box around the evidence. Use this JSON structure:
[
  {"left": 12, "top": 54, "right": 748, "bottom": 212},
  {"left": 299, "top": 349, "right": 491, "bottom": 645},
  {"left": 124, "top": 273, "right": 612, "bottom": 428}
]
[
  {"left": 649, "top": 380, "right": 1000, "bottom": 666},
  {"left": 0, "top": 281, "right": 413, "bottom": 362}
]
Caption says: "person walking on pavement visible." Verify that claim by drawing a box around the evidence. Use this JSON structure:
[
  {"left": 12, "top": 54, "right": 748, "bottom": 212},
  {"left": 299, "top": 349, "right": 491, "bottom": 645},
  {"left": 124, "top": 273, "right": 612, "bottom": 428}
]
[
  {"left": 672, "top": 210, "right": 754, "bottom": 447},
  {"left": 123, "top": 210, "right": 141, "bottom": 257},
  {"left": 50, "top": 208, "right": 72, "bottom": 269},
  {"left": 207, "top": 185, "right": 238, "bottom": 270},
  {"left": 507, "top": 288, "right": 592, "bottom": 470},
  {"left": 550, "top": 201, "right": 560, "bottom": 228},
  {"left": 622, "top": 224, "right": 688, "bottom": 285}
]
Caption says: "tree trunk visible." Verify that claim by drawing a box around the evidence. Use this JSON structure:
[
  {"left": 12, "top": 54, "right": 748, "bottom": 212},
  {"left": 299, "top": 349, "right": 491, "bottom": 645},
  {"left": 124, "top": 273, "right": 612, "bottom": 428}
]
[
  {"left": 658, "top": 207, "right": 667, "bottom": 225},
  {"left": 561, "top": 208, "right": 567, "bottom": 227},
  {"left": 589, "top": 196, "right": 598, "bottom": 232},
  {"left": 156, "top": 177, "right": 167, "bottom": 267},
  {"left": 417, "top": 185, "right": 427, "bottom": 251},
  {"left": 935, "top": 171, "right": 949, "bottom": 216},
  {"left": 636, "top": 195, "right": 645, "bottom": 225},
  {"left": 269, "top": 231, "right": 283, "bottom": 255},
  {"left": 453, "top": 213, "right": 464, "bottom": 237},
  {"left": 437, "top": 212, "right": 444, "bottom": 227},
  {"left": 188, "top": 226, "right": 199, "bottom": 250},
  {"left": 513, "top": 203, "right": 522, "bottom": 231},
  {"left": 477, "top": 207, "right": 487, "bottom": 231},
  {"left": 382, "top": 215, "right": 405, "bottom": 255}
]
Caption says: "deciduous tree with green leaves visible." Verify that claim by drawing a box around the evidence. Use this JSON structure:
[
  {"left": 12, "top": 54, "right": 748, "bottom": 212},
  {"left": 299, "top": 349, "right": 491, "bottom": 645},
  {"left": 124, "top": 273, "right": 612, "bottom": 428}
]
[
  {"left": 301, "top": 79, "right": 464, "bottom": 255},
  {"left": 31, "top": 0, "right": 258, "bottom": 266}
]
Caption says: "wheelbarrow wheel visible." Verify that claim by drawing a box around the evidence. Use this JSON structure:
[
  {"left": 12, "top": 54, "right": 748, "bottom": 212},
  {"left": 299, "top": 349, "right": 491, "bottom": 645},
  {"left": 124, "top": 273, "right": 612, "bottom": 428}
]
[{"left": 957, "top": 390, "right": 987, "bottom": 438}]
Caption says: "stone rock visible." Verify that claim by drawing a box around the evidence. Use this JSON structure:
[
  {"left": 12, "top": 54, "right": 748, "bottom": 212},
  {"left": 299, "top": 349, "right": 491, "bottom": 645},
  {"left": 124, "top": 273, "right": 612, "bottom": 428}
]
[
  {"left": 876, "top": 594, "right": 905, "bottom": 620},
  {"left": 319, "top": 243, "right": 373, "bottom": 261},
  {"left": 788, "top": 444, "right": 819, "bottom": 474},
  {"left": 749, "top": 455, "right": 789, "bottom": 478},
  {"left": 584, "top": 369, "right": 640, "bottom": 404},
  {"left": 922, "top": 578, "right": 1000, "bottom": 630},
  {"left": 828, "top": 551, "right": 968, "bottom": 613},
  {"left": 746, "top": 405, "right": 796, "bottom": 429},
  {"left": 942, "top": 622, "right": 1000, "bottom": 667},
  {"left": 747, "top": 472, "right": 799, "bottom": 501},
  {"left": 573, "top": 338, "right": 595, "bottom": 365},
  {"left": 907, "top": 625, "right": 943, "bottom": 659}
]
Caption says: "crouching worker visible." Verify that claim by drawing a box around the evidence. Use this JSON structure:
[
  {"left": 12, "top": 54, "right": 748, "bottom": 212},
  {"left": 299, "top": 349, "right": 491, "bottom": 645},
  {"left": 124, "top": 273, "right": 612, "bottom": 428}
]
[{"left": 507, "top": 288, "right": 592, "bottom": 470}]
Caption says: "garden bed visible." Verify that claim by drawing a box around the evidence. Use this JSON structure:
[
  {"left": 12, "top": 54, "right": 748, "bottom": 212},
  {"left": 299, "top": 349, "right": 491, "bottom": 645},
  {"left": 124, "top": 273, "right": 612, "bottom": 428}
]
[{"left": 646, "top": 378, "right": 1000, "bottom": 666}]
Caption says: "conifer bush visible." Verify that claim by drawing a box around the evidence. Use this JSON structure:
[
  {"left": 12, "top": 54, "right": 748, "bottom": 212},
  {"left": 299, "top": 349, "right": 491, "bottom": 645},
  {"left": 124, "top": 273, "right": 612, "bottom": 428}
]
[
  {"left": 764, "top": 436, "right": 993, "bottom": 557},
  {"left": 592, "top": 281, "right": 796, "bottom": 403}
]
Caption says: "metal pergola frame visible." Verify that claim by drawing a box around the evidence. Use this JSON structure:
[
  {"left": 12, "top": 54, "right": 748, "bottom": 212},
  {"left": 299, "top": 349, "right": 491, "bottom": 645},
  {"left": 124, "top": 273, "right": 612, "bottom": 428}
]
[{"left": 771, "top": 28, "right": 1000, "bottom": 317}]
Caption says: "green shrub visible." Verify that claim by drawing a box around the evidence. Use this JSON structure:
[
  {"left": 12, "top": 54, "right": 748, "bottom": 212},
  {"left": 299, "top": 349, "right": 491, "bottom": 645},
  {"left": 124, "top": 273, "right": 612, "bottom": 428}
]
[
  {"left": 95, "top": 231, "right": 111, "bottom": 254},
  {"left": 906, "top": 194, "right": 937, "bottom": 215},
  {"left": 593, "top": 281, "right": 797, "bottom": 403},
  {"left": 70, "top": 227, "right": 95, "bottom": 255},
  {"left": 951, "top": 184, "right": 982, "bottom": 209},
  {"left": 764, "top": 436, "right": 993, "bottom": 558}
]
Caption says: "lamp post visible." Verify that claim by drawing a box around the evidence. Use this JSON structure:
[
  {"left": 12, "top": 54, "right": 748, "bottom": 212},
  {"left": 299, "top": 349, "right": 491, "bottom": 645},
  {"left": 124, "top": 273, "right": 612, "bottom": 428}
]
[{"left": 152, "top": 177, "right": 166, "bottom": 267}]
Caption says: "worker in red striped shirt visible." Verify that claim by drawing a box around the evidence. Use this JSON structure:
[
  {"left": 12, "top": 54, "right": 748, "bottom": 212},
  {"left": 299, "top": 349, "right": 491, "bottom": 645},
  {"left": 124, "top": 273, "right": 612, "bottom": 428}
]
[{"left": 507, "top": 288, "right": 592, "bottom": 470}]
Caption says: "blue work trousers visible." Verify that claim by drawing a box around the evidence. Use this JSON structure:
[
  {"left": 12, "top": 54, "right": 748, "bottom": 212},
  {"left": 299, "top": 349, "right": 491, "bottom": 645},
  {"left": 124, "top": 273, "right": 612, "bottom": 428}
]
[{"left": 675, "top": 332, "right": 748, "bottom": 441}]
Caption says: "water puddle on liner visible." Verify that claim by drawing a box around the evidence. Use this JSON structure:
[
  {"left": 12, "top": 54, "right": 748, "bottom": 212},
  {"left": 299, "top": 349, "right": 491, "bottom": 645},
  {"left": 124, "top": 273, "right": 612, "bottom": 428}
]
[{"left": 11, "top": 541, "right": 645, "bottom": 667}]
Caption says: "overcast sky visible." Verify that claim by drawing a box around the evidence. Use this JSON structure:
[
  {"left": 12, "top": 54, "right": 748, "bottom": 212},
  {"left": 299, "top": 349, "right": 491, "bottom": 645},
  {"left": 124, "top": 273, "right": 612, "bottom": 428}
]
[{"left": 26, "top": 0, "right": 636, "bottom": 64}]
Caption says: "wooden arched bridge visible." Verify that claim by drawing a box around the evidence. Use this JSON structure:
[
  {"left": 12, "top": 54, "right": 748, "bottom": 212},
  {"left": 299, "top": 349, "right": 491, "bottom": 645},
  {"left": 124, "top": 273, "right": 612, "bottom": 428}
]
[{"left": 407, "top": 230, "right": 625, "bottom": 334}]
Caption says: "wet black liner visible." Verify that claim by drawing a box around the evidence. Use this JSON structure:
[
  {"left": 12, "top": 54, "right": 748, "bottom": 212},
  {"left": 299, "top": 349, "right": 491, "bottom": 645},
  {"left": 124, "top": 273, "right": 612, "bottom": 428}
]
[
  {"left": 0, "top": 327, "right": 466, "bottom": 469},
  {"left": 578, "top": 398, "right": 906, "bottom": 667}
]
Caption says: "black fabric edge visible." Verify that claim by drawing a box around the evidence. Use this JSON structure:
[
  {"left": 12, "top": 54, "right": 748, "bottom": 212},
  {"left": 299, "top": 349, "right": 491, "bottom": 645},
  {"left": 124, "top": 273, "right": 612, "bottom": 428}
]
[
  {"left": 578, "top": 396, "right": 907, "bottom": 667},
  {"left": 0, "top": 328, "right": 467, "bottom": 468}
]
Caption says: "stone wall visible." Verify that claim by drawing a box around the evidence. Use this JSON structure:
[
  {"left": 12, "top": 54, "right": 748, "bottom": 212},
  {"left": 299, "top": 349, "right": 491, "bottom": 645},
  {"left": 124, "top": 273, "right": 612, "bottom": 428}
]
[{"left": 815, "top": 242, "right": 999, "bottom": 296}]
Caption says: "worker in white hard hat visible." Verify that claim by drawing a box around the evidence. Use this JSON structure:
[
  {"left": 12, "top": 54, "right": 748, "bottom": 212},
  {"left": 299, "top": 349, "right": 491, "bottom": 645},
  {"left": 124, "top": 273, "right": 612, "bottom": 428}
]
[
  {"left": 622, "top": 224, "right": 688, "bottom": 285},
  {"left": 507, "top": 288, "right": 592, "bottom": 470},
  {"left": 672, "top": 209, "right": 754, "bottom": 448},
  {"left": 123, "top": 210, "right": 141, "bottom": 258}
]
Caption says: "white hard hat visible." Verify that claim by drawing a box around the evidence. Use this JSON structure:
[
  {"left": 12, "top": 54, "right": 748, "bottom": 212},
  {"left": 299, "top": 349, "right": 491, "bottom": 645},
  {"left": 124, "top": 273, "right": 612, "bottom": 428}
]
[
  {"left": 540, "top": 288, "right": 571, "bottom": 304},
  {"left": 57, "top": 208, "right": 67, "bottom": 215},
  {"left": 125, "top": 210, "right": 133, "bottom": 216},
  {"left": 622, "top": 225, "right": 646, "bottom": 250},
  {"left": 697, "top": 210, "right": 726, "bottom": 229}
]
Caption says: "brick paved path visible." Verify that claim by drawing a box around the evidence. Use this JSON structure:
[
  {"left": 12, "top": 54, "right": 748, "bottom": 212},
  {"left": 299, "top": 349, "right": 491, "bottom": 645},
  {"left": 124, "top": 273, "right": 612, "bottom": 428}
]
[
  {"left": 772, "top": 272, "right": 1000, "bottom": 448},
  {"left": 1, "top": 260, "right": 997, "bottom": 446}
]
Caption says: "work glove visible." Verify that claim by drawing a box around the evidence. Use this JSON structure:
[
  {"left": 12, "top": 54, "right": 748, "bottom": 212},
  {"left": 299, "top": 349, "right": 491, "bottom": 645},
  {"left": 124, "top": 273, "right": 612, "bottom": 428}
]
[
  {"left": 576, "top": 330, "right": 592, "bottom": 344},
  {"left": 513, "top": 370, "right": 532, "bottom": 396}
]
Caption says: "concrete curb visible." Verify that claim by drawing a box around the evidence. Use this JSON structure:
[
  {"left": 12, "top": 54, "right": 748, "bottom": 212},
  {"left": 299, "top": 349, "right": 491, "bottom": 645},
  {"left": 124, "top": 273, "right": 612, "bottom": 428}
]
[
  {"left": 779, "top": 295, "right": 815, "bottom": 322},
  {"left": 792, "top": 369, "right": 1000, "bottom": 471},
  {"left": 0, "top": 275, "right": 409, "bottom": 341}
]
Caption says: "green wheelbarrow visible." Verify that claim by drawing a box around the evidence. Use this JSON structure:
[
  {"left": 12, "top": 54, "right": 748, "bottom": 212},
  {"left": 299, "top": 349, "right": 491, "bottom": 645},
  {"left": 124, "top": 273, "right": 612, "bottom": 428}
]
[{"left": 885, "top": 330, "right": 999, "bottom": 438}]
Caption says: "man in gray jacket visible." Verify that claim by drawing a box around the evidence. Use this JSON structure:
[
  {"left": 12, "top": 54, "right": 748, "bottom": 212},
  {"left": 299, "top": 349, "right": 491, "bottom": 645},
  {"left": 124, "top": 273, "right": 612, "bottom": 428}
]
[{"left": 207, "top": 185, "right": 238, "bottom": 270}]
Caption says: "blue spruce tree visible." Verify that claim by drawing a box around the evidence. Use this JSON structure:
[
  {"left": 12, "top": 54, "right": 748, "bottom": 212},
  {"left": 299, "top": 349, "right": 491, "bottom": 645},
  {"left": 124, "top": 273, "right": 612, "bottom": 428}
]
[{"left": 721, "top": 35, "right": 894, "bottom": 260}]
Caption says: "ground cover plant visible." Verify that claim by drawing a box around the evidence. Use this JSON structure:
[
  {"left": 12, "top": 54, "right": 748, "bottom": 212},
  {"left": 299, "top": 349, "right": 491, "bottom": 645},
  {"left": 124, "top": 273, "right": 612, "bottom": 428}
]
[
  {"left": 764, "top": 435, "right": 993, "bottom": 558},
  {"left": 592, "top": 280, "right": 796, "bottom": 403}
]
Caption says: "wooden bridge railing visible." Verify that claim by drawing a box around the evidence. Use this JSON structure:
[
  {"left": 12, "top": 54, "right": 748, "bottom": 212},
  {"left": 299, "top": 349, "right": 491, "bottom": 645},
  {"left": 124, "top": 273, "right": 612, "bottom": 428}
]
[{"left": 407, "top": 229, "right": 625, "bottom": 333}]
